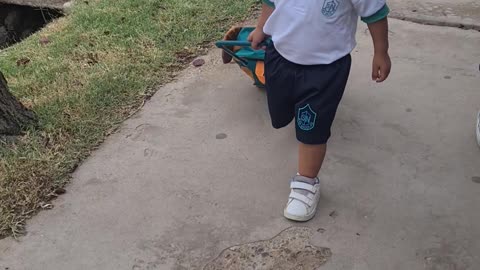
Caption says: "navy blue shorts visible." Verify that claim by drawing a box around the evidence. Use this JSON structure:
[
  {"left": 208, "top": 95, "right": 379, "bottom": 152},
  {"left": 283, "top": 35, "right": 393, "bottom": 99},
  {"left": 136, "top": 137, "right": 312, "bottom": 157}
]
[{"left": 265, "top": 45, "right": 351, "bottom": 144}]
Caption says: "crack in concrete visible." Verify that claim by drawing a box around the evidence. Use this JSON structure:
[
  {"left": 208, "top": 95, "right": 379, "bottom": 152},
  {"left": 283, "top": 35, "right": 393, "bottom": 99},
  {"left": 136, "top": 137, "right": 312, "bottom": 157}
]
[{"left": 390, "top": 14, "right": 480, "bottom": 31}]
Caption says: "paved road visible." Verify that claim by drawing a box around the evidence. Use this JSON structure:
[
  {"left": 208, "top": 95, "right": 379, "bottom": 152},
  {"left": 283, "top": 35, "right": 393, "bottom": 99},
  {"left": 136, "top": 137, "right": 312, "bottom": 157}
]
[{"left": 0, "top": 19, "right": 479, "bottom": 270}]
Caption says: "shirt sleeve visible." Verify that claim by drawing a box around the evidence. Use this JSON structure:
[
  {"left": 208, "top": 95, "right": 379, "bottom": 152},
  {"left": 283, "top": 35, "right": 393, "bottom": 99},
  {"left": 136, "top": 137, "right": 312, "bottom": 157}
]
[
  {"left": 361, "top": 4, "right": 390, "bottom": 24},
  {"left": 262, "top": 0, "right": 275, "bottom": 8},
  {"left": 350, "top": 0, "right": 388, "bottom": 21}
]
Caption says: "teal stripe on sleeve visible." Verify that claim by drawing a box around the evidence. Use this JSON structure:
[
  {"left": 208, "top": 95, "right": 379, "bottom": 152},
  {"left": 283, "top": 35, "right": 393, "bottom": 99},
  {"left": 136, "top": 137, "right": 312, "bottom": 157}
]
[
  {"left": 263, "top": 0, "right": 275, "bottom": 8},
  {"left": 361, "top": 4, "right": 390, "bottom": 24}
]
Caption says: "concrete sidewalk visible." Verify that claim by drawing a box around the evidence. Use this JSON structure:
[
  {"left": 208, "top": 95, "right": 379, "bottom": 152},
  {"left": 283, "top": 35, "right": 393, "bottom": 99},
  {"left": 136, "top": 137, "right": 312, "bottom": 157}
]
[
  {"left": 389, "top": 0, "right": 480, "bottom": 30},
  {"left": 1, "top": 19, "right": 480, "bottom": 270}
]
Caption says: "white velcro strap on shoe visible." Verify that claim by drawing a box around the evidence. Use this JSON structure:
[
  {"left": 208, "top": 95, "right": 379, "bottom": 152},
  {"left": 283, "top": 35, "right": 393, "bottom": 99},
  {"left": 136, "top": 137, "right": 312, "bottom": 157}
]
[
  {"left": 289, "top": 192, "right": 313, "bottom": 207},
  {"left": 290, "top": 182, "right": 317, "bottom": 193}
]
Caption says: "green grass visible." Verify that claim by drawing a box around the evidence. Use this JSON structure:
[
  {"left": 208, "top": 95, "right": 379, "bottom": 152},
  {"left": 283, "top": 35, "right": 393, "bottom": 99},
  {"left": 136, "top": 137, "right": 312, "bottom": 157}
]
[{"left": 0, "top": 0, "right": 256, "bottom": 238}]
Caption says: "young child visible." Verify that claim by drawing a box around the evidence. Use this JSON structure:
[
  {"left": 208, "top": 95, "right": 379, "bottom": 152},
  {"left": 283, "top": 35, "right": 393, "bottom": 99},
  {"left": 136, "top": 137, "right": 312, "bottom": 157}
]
[{"left": 249, "top": 0, "right": 391, "bottom": 221}]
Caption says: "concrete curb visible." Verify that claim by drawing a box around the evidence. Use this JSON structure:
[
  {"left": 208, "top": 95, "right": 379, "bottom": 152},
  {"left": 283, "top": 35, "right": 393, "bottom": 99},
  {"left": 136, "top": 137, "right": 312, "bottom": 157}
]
[{"left": 390, "top": 12, "right": 480, "bottom": 31}]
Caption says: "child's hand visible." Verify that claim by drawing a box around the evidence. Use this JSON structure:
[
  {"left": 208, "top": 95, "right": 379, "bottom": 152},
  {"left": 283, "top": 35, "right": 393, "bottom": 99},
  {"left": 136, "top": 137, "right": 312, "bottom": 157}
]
[
  {"left": 248, "top": 28, "right": 266, "bottom": 50},
  {"left": 372, "top": 52, "right": 391, "bottom": 83}
]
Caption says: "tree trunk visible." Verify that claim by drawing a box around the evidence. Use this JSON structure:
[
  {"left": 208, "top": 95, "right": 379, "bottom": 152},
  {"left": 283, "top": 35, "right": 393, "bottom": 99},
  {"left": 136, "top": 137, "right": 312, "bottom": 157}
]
[{"left": 0, "top": 71, "right": 37, "bottom": 135}]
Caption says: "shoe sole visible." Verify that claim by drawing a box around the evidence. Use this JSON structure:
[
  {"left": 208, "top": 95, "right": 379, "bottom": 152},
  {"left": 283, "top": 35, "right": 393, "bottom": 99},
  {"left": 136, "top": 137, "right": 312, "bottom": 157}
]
[{"left": 283, "top": 206, "right": 317, "bottom": 222}]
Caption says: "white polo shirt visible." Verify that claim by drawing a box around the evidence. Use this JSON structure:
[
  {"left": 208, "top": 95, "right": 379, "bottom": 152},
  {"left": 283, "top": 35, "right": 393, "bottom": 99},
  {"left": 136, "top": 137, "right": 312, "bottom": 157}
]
[{"left": 263, "top": 0, "right": 388, "bottom": 65}]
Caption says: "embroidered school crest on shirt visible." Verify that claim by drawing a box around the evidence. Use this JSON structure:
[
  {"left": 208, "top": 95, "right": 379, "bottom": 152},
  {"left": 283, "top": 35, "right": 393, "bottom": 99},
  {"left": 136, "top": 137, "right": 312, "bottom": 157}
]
[
  {"left": 297, "top": 104, "right": 317, "bottom": 131},
  {"left": 322, "top": 0, "right": 340, "bottom": 17}
]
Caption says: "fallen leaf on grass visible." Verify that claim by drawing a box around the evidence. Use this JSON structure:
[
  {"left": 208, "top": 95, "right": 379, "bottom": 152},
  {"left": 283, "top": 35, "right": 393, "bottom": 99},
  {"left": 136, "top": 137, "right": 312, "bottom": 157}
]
[
  {"left": 39, "top": 36, "right": 50, "bottom": 45},
  {"left": 16, "top": 57, "right": 30, "bottom": 66}
]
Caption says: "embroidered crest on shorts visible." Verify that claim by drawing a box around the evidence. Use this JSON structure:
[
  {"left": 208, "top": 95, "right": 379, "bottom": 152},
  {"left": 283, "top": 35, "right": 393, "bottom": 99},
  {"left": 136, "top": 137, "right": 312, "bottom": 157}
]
[
  {"left": 322, "top": 0, "right": 340, "bottom": 17},
  {"left": 297, "top": 104, "right": 317, "bottom": 131}
]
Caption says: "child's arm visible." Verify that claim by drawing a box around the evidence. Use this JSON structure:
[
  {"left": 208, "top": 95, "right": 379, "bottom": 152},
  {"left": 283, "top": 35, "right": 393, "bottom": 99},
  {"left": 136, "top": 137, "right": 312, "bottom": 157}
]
[
  {"left": 368, "top": 18, "right": 391, "bottom": 82},
  {"left": 352, "top": 1, "right": 391, "bottom": 82},
  {"left": 248, "top": 2, "right": 274, "bottom": 50}
]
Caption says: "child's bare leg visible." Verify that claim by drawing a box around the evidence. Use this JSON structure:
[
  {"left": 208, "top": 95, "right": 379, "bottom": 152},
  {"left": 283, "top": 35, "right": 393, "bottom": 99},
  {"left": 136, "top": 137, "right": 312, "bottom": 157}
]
[{"left": 298, "top": 143, "right": 326, "bottom": 178}]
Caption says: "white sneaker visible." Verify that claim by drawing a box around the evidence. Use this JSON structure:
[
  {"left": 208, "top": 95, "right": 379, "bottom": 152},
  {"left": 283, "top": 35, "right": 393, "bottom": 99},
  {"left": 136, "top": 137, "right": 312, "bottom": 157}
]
[{"left": 284, "top": 175, "right": 321, "bottom": 222}]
